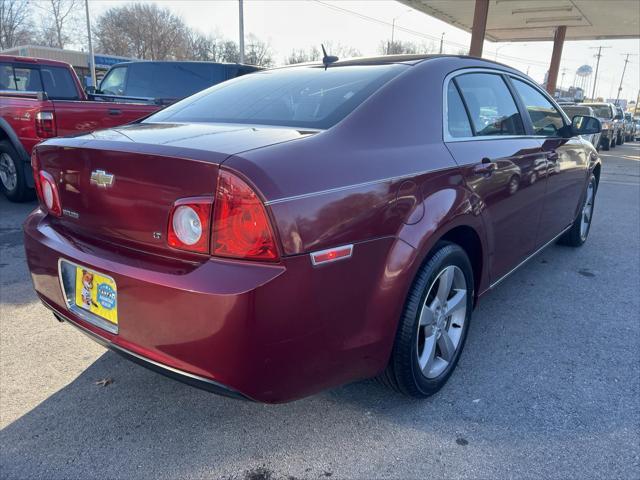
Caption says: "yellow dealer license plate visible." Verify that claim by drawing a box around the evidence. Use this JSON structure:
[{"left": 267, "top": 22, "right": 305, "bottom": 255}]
[{"left": 74, "top": 266, "right": 118, "bottom": 325}]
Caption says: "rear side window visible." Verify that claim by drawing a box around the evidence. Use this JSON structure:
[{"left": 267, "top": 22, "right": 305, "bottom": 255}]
[
  {"left": 126, "top": 63, "right": 225, "bottom": 99},
  {"left": 512, "top": 79, "right": 564, "bottom": 137},
  {"left": 455, "top": 73, "right": 524, "bottom": 137},
  {"left": 147, "top": 64, "right": 407, "bottom": 130},
  {"left": 13, "top": 66, "right": 42, "bottom": 92},
  {"left": 446, "top": 82, "right": 472, "bottom": 137},
  {"left": 0, "top": 64, "right": 17, "bottom": 90},
  {"left": 39, "top": 66, "right": 79, "bottom": 100}
]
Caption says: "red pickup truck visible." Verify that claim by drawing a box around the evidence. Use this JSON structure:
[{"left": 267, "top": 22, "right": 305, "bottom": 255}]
[{"left": 1, "top": 55, "right": 160, "bottom": 202}]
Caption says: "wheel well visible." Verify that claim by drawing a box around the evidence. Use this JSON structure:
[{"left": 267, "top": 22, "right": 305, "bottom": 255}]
[{"left": 440, "top": 226, "right": 483, "bottom": 300}]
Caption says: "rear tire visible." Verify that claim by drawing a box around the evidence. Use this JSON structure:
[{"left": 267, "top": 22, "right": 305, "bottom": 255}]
[
  {"left": 559, "top": 174, "right": 597, "bottom": 247},
  {"left": 379, "top": 243, "right": 474, "bottom": 398},
  {"left": 0, "top": 141, "right": 34, "bottom": 202},
  {"left": 602, "top": 138, "right": 610, "bottom": 151},
  {"left": 611, "top": 137, "right": 616, "bottom": 148}
]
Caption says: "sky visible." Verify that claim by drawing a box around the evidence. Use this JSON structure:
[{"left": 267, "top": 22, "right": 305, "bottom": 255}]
[{"left": 84, "top": 0, "right": 640, "bottom": 102}]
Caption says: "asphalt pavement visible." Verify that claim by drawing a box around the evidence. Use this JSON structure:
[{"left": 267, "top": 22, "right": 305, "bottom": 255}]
[{"left": 1, "top": 143, "right": 639, "bottom": 480}]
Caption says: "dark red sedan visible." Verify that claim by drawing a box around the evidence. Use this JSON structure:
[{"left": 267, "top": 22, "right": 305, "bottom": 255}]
[{"left": 24, "top": 55, "right": 601, "bottom": 403}]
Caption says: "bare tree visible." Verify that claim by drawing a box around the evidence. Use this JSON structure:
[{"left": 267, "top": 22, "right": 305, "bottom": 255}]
[
  {"left": 34, "top": 0, "right": 80, "bottom": 49},
  {"left": 95, "top": 3, "right": 190, "bottom": 60},
  {"left": 321, "top": 41, "right": 360, "bottom": 59},
  {"left": 0, "top": 0, "right": 34, "bottom": 49},
  {"left": 285, "top": 46, "right": 321, "bottom": 65},
  {"left": 379, "top": 40, "right": 436, "bottom": 55},
  {"left": 244, "top": 34, "right": 273, "bottom": 67}
]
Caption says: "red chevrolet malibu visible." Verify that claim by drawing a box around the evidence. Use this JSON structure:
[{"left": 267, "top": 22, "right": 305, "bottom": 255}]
[{"left": 24, "top": 55, "right": 601, "bottom": 402}]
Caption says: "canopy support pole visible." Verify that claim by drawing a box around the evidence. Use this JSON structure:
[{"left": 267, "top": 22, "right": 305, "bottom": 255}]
[
  {"left": 546, "top": 26, "right": 567, "bottom": 95},
  {"left": 469, "top": 0, "right": 489, "bottom": 57}
]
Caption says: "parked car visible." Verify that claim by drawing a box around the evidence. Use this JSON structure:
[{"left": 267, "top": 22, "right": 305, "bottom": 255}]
[
  {"left": 635, "top": 118, "right": 640, "bottom": 140},
  {"left": 0, "top": 55, "right": 160, "bottom": 202},
  {"left": 614, "top": 105, "right": 626, "bottom": 145},
  {"left": 24, "top": 55, "right": 601, "bottom": 403},
  {"left": 560, "top": 104, "right": 602, "bottom": 151},
  {"left": 623, "top": 112, "right": 636, "bottom": 142},
  {"left": 582, "top": 102, "right": 620, "bottom": 150},
  {"left": 96, "top": 61, "right": 260, "bottom": 103}
]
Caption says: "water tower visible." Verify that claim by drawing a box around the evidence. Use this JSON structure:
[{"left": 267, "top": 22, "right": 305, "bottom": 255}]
[{"left": 574, "top": 65, "right": 593, "bottom": 95}]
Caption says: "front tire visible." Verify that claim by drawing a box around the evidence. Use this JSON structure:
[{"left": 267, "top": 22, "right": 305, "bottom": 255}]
[
  {"left": 559, "top": 174, "right": 597, "bottom": 247},
  {"left": 0, "top": 141, "right": 34, "bottom": 202},
  {"left": 379, "top": 243, "right": 474, "bottom": 398},
  {"left": 602, "top": 137, "right": 610, "bottom": 151}
]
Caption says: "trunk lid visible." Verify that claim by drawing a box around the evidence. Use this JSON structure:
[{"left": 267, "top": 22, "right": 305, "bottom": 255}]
[{"left": 35, "top": 122, "right": 310, "bottom": 254}]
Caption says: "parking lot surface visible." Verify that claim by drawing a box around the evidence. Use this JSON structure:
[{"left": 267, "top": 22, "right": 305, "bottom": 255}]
[{"left": 1, "top": 143, "right": 639, "bottom": 480}]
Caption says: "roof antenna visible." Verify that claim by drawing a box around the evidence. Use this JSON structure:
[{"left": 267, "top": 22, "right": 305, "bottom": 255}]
[{"left": 321, "top": 44, "right": 339, "bottom": 70}]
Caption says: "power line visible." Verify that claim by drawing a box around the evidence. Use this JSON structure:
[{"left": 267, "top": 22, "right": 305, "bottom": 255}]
[{"left": 314, "top": 0, "right": 553, "bottom": 67}]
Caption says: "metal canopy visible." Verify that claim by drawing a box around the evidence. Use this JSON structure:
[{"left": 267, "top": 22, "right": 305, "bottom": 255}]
[{"left": 400, "top": 0, "right": 640, "bottom": 42}]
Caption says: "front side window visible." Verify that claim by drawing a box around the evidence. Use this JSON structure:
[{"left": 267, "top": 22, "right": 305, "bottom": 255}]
[
  {"left": 100, "top": 66, "right": 127, "bottom": 96},
  {"left": 455, "top": 73, "right": 524, "bottom": 137},
  {"left": 512, "top": 78, "right": 565, "bottom": 137},
  {"left": 146, "top": 64, "right": 407, "bottom": 130}
]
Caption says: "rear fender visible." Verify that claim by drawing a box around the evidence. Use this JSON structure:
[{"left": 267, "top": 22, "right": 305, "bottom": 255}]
[{"left": 395, "top": 182, "right": 490, "bottom": 300}]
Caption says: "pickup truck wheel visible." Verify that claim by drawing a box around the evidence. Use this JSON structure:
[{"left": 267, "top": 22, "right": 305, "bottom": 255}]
[
  {"left": 0, "top": 141, "right": 34, "bottom": 202},
  {"left": 378, "top": 243, "right": 473, "bottom": 398}
]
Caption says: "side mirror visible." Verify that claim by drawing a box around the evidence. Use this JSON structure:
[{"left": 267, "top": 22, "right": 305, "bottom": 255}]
[
  {"left": 572, "top": 115, "right": 601, "bottom": 136},
  {"left": 614, "top": 113, "right": 623, "bottom": 120},
  {"left": 85, "top": 86, "right": 96, "bottom": 95}
]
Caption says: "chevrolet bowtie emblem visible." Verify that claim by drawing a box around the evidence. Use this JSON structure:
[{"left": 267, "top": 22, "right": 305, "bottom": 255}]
[{"left": 90, "top": 170, "right": 114, "bottom": 188}]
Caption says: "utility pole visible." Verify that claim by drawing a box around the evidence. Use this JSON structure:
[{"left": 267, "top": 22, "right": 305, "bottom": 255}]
[
  {"left": 635, "top": 89, "right": 639, "bottom": 116},
  {"left": 615, "top": 53, "right": 637, "bottom": 105},
  {"left": 590, "top": 46, "right": 611, "bottom": 101},
  {"left": 439, "top": 32, "right": 445, "bottom": 54},
  {"left": 238, "top": 0, "right": 245, "bottom": 64},
  {"left": 84, "top": 0, "right": 96, "bottom": 88}
]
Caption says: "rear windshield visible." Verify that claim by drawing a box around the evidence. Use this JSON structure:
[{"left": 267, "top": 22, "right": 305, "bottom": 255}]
[
  {"left": 562, "top": 106, "right": 591, "bottom": 117},
  {"left": 584, "top": 104, "right": 612, "bottom": 118},
  {"left": 126, "top": 63, "right": 227, "bottom": 99},
  {"left": 145, "top": 64, "right": 407, "bottom": 129}
]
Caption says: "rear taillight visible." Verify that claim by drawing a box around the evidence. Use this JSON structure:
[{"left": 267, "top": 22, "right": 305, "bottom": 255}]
[
  {"left": 35, "top": 111, "right": 56, "bottom": 138},
  {"left": 167, "top": 197, "right": 212, "bottom": 254},
  {"left": 212, "top": 170, "right": 279, "bottom": 261},
  {"left": 38, "top": 170, "right": 62, "bottom": 217}
]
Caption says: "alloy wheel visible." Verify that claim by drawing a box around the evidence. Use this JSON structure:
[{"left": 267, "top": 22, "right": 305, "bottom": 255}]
[
  {"left": 415, "top": 265, "right": 468, "bottom": 379},
  {"left": 580, "top": 178, "right": 596, "bottom": 241},
  {"left": 0, "top": 153, "right": 18, "bottom": 192}
]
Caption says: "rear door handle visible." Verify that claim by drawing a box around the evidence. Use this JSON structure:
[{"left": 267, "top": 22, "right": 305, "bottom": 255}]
[{"left": 108, "top": 109, "right": 122, "bottom": 116}]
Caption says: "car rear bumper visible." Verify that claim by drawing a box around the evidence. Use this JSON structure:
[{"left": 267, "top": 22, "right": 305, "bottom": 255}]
[
  {"left": 23, "top": 209, "right": 402, "bottom": 402},
  {"left": 43, "top": 298, "right": 249, "bottom": 400}
]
